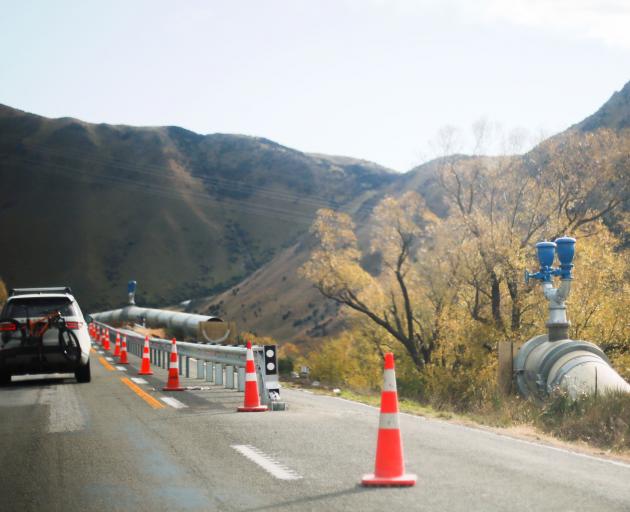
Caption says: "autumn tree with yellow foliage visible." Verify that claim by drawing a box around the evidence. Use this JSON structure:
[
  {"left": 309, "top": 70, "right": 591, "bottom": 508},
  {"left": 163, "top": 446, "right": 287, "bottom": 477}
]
[
  {"left": 301, "top": 128, "right": 629, "bottom": 402},
  {"left": 0, "top": 279, "right": 7, "bottom": 307}
]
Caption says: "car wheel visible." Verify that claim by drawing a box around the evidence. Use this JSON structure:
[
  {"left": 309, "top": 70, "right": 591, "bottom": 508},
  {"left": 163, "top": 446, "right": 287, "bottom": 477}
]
[
  {"left": 0, "top": 370, "right": 11, "bottom": 386},
  {"left": 75, "top": 360, "right": 91, "bottom": 383}
]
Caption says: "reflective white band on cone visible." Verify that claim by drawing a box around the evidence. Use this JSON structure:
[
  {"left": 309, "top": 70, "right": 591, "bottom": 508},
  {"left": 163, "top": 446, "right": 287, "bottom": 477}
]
[
  {"left": 382, "top": 369, "right": 397, "bottom": 392},
  {"left": 245, "top": 372, "right": 257, "bottom": 382},
  {"left": 378, "top": 412, "right": 400, "bottom": 430}
]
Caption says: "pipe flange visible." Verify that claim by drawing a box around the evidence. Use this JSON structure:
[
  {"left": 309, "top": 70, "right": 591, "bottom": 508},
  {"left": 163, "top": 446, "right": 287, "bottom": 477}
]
[
  {"left": 548, "top": 354, "right": 605, "bottom": 391},
  {"left": 538, "top": 340, "right": 609, "bottom": 396},
  {"left": 514, "top": 334, "right": 548, "bottom": 399}
]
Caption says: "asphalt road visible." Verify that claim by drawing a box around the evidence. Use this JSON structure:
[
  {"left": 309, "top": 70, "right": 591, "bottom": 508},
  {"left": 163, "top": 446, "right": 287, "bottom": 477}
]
[{"left": 1, "top": 344, "right": 629, "bottom": 512}]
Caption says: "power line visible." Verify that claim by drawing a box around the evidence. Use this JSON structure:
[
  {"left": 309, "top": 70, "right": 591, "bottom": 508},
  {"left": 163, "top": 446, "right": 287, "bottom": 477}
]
[
  {"left": 1, "top": 154, "right": 329, "bottom": 227},
  {"left": 14, "top": 141, "right": 349, "bottom": 210}
]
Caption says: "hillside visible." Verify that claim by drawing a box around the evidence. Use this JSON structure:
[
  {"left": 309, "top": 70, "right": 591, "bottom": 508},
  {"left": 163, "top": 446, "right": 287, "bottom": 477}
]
[
  {"left": 0, "top": 104, "right": 395, "bottom": 311},
  {"left": 576, "top": 81, "right": 630, "bottom": 132},
  {"left": 192, "top": 80, "right": 630, "bottom": 347}
]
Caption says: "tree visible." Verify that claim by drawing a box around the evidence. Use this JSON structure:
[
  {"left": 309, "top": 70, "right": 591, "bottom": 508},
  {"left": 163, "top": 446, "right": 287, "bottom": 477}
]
[
  {"left": 437, "top": 128, "right": 630, "bottom": 339},
  {"left": 301, "top": 126, "right": 629, "bottom": 383},
  {"left": 301, "top": 192, "right": 453, "bottom": 370},
  {"left": 0, "top": 278, "right": 7, "bottom": 307}
]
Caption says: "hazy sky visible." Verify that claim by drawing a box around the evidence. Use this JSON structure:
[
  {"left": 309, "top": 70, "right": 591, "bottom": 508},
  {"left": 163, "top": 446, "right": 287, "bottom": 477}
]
[{"left": 1, "top": 0, "right": 629, "bottom": 171}]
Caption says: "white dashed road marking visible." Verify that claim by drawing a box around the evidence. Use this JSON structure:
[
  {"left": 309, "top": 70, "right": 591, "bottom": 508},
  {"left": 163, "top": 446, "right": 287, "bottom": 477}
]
[
  {"left": 115, "top": 366, "right": 127, "bottom": 371},
  {"left": 232, "top": 445, "right": 302, "bottom": 481},
  {"left": 131, "top": 378, "right": 148, "bottom": 385},
  {"left": 105, "top": 357, "right": 113, "bottom": 361},
  {"left": 160, "top": 397, "right": 187, "bottom": 409}
]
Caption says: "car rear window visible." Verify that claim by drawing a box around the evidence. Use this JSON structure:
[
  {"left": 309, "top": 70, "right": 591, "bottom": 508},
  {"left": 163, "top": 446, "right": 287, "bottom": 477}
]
[{"left": 3, "top": 297, "right": 77, "bottom": 318}]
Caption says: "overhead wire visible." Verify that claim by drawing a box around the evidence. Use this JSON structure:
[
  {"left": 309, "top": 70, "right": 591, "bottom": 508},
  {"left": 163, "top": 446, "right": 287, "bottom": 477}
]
[
  {"left": 15, "top": 141, "right": 351, "bottom": 210},
  {"left": 0, "top": 153, "right": 348, "bottom": 228}
]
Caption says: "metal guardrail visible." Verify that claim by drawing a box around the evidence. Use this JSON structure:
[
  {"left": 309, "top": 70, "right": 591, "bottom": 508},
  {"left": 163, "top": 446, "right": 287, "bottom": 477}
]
[{"left": 95, "top": 321, "right": 280, "bottom": 406}]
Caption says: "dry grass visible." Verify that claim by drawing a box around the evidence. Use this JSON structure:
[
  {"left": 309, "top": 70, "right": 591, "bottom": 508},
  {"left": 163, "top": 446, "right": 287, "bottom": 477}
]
[
  {"left": 285, "top": 379, "right": 630, "bottom": 453},
  {"left": 537, "top": 391, "right": 630, "bottom": 451}
]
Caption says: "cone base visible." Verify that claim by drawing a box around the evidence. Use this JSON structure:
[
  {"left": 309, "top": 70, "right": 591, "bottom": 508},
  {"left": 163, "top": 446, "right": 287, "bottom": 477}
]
[
  {"left": 138, "top": 370, "right": 154, "bottom": 375},
  {"left": 237, "top": 405, "right": 268, "bottom": 412},
  {"left": 162, "top": 386, "right": 184, "bottom": 391},
  {"left": 361, "top": 473, "right": 417, "bottom": 487}
]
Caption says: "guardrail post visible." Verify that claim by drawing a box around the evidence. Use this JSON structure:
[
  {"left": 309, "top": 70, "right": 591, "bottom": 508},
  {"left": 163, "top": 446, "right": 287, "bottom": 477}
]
[
  {"left": 178, "top": 354, "right": 184, "bottom": 375},
  {"left": 226, "top": 365, "right": 234, "bottom": 388},
  {"left": 237, "top": 367, "right": 245, "bottom": 392},
  {"left": 215, "top": 363, "right": 223, "bottom": 386},
  {"left": 206, "top": 361, "right": 213, "bottom": 382},
  {"left": 197, "top": 359, "right": 204, "bottom": 379},
  {"left": 185, "top": 356, "right": 190, "bottom": 378}
]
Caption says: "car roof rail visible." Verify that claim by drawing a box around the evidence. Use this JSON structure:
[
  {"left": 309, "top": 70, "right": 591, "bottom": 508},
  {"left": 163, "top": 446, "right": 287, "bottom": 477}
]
[{"left": 9, "top": 287, "right": 73, "bottom": 296}]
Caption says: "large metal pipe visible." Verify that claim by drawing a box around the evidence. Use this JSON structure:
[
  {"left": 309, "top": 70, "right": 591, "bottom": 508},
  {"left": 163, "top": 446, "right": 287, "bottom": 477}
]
[
  {"left": 515, "top": 335, "right": 630, "bottom": 399},
  {"left": 91, "top": 305, "right": 223, "bottom": 340},
  {"left": 517, "top": 237, "right": 630, "bottom": 400},
  {"left": 91, "top": 280, "right": 225, "bottom": 340}
]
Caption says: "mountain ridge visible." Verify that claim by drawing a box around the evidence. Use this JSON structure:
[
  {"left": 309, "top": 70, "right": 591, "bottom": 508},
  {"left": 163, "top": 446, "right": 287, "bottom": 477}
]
[{"left": 0, "top": 103, "right": 394, "bottom": 311}]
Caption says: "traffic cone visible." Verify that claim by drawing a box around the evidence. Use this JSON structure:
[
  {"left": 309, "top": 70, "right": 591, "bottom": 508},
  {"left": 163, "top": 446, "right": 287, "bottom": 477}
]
[
  {"left": 103, "top": 330, "right": 111, "bottom": 351},
  {"left": 118, "top": 335, "right": 129, "bottom": 364},
  {"left": 361, "top": 353, "right": 416, "bottom": 487},
  {"left": 113, "top": 332, "right": 121, "bottom": 357},
  {"left": 163, "top": 338, "right": 183, "bottom": 391},
  {"left": 237, "top": 341, "right": 267, "bottom": 412},
  {"left": 138, "top": 336, "right": 153, "bottom": 376}
]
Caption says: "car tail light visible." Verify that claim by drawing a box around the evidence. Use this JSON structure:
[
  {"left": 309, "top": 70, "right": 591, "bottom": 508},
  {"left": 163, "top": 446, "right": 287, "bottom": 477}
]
[
  {"left": 0, "top": 322, "right": 17, "bottom": 332},
  {"left": 66, "top": 321, "right": 82, "bottom": 330}
]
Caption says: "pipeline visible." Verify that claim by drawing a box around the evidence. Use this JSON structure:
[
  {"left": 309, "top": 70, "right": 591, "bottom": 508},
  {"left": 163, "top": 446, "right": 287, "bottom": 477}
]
[
  {"left": 91, "top": 281, "right": 223, "bottom": 340},
  {"left": 91, "top": 305, "right": 223, "bottom": 340},
  {"left": 516, "top": 237, "right": 630, "bottom": 400}
]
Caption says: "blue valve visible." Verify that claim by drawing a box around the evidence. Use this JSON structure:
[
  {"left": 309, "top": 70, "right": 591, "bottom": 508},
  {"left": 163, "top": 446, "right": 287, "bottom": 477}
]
[{"left": 525, "top": 237, "right": 576, "bottom": 284}]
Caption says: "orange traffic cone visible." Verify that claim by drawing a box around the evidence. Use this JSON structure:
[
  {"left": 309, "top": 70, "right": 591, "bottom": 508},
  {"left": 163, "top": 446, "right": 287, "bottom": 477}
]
[
  {"left": 237, "top": 341, "right": 267, "bottom": 412},
  {"left": 113, "top": 332, "right": 121, "bottom": 357},
  {"left": 361, "top": 353, "right": 416, "bottom": 487},
  {"left": 163, "top": 338, "right": 183, "bottom": 391},
  {"left": 138, "top": 336, "right": 153, "bottom": 376},
  {"left": 103, "top": 330, "right": 111, "bottom": 351},
  {"left": 118, "top": 335, "right": 129, "bottom": 364}
]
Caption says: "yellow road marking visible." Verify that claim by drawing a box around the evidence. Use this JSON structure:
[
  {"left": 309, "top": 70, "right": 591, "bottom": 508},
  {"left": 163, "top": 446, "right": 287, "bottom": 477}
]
[
  {"left": 98, "top": 356, "right": 115, "bottom": 371},
  {"left": 120, "top": 377, "right": 166, "bottom": 410}
]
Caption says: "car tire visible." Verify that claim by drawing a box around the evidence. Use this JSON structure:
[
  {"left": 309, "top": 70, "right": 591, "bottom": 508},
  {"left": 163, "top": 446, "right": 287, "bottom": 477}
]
[
  {"left": 0, "top": 370, "right": 11, "bottom": 386},
  {"left": 75, "top": 360, "right": 91, "bottom": 383}
]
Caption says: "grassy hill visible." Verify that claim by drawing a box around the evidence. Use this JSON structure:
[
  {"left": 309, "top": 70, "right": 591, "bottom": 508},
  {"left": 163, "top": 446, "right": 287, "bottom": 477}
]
[{"left": 0, "top": 104, "right": 395, "bottom": 311}]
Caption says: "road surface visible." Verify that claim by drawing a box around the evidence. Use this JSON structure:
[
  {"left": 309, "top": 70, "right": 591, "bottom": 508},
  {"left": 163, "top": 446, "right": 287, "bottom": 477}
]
[{"left": 1, "top": 344, "right": 629, "bottom": 511}]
